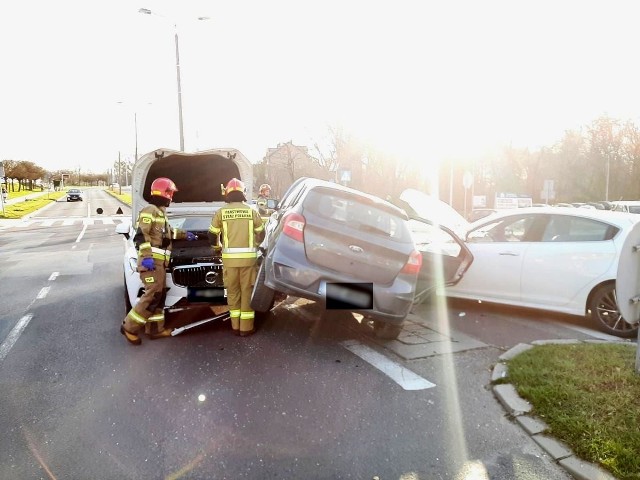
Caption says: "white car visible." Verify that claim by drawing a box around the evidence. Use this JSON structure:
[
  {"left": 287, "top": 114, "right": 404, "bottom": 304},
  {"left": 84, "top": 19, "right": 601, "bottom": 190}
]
[
  {"left": 115, "top": 148, "right": 254, "bottom": 324},
  {"left": 402, "top": 198, "right": 640, "bottom": 338}
]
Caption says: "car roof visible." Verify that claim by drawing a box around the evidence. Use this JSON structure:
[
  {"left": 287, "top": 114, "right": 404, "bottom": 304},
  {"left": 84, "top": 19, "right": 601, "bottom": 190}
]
[
  {"left": 468, "top": 206, "right": 640, "bottom": 230},
  {"left": 296, "top": 177, "right": 409, "bottom": 220},
  {"left": 611, "top": 200, "right": 640, "bottom": 205}
]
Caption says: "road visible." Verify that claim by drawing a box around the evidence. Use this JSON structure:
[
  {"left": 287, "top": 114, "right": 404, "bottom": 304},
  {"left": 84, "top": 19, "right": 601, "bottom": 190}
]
[{"left": 0, "top": 189, "right": 611, "bottom": 478}]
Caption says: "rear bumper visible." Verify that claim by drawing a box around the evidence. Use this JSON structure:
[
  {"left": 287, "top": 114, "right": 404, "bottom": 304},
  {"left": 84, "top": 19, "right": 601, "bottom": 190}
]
[{"left": 264, "top": 247, "right": 415, "bottom": 324}]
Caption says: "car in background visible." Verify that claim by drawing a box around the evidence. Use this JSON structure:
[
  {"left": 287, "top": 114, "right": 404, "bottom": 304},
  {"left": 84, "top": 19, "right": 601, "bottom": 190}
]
[
  {"left": 437, "top": 206, "right": 640, "bottom": 338},
  {"left": 115, "top": 148, "right": 255, "bottom": 323},
  {"left": 66, "top": 188, "right": 84, "bottom": 202},
  {"left": 610, "top": 200, "right": 640, "bottom": 214},
  {"left": 251, "top": 178, "right": 473, "bottom": 339}
]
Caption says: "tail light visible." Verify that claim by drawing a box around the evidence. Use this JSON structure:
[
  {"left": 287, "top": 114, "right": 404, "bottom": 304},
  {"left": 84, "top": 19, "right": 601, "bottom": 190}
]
[
  {"left": 283, "top": 213, "right": 306, "bottom": 242},
  {"left": 401, "top": 250, "right": 422, "bottom": 275}
]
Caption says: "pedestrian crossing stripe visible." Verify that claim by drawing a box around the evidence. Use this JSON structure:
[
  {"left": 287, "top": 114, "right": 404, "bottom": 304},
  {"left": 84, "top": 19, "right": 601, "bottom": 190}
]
[{"left": 0, "top": 217, "right": 129, "bottom": 230}]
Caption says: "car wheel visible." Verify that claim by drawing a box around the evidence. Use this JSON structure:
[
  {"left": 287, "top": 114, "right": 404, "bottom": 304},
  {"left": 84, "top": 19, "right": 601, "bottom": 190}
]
[
  {"left": 588, "top": 283, "right": 638, "bottom": 338},
  {"left": 124, "top": 273, "right": 132, "bottom": 314},
  {"left": 251, "top": 261, "right": 275, "bottom": 313},
  {"left": 373, "top": 320, "right": 403, "bottom": 340}
]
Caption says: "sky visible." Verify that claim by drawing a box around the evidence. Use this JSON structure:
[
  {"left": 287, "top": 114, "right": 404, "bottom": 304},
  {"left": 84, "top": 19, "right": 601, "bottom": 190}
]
[{"left": 1, "top": 0, "right": 640, "bottom": 177}]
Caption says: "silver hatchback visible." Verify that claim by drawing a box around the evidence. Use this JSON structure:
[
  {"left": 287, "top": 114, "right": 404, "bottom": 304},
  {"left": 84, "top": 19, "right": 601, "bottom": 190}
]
[{"left": 251, "top": 177, "right": 472, "bottom": 339}]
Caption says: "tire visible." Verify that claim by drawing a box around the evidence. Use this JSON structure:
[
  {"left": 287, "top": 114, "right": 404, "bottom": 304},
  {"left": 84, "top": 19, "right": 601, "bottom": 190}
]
[
  {"left": 588, "top": 282, "right": 638, "bottom": 338},
  {"left": 373, "top": 320, "right": 403, "bottom": 340},
  {"left": 251, "top": 262, "right": 275, "bottom": 313},
  {"left": 124, "top": 273, "right": 132, "bottom": 314}
]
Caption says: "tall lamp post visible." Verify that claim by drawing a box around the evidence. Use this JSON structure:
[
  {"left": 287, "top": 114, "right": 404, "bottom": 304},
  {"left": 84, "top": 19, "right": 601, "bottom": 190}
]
[{"left": 138, "top": 8, "right": 209, "bottom": 152}]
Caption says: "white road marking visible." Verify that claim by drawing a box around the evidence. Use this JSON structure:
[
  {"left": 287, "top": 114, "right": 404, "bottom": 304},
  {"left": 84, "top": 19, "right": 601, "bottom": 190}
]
[
  {"left": 48, "top": 272, "right": 59, "bottom": 281},
  {"left": 0, "top": 314, "right": 33, "bottom": 362},
  {"left": 101, "top": 217, "right": 114, "bottom": 224},
  {"left": 75, "top": 223, "right": 88, "bottom": 243},
  {"left": 340, "top": 340, "right": 436, "bottom": 391},
  {"left": 41, "top": 219, "right": 55, "bottom": 227},
  {"left": 37, "top": 287, "right": 50, "bottom": 299},
  {"left": 82, "top": 218, "right": 95, "bottom": 226},
  {"left": 62, "top": 219, "right": 74, "bottom": 226}
]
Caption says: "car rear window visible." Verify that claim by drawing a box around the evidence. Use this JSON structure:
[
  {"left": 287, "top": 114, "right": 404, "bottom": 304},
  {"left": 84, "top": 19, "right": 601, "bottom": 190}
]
[{"left": 303, "top": 188, "right": 411, "bottom": 241}]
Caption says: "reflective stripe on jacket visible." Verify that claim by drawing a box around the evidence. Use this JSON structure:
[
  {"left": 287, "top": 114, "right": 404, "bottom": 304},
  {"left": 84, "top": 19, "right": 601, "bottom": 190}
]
[{"left": 209, "top": 202, "right": 264, "bottom": 267}]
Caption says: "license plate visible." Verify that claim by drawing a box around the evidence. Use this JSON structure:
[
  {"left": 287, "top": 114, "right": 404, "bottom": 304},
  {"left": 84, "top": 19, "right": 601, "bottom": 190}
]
[{"left": 187, "top": 287, "right": 227, "bottom": 303}]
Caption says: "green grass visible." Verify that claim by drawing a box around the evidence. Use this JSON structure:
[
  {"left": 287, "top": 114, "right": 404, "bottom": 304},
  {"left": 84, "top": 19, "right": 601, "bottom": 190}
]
[
  {"left": 0, "top": 187, "right": 130, "bottom": 219},
  {"left": 0, "top": 191, "right": 66, "bottom": 218},
  {"left": 104, "top": 188, "right": 131, "bottom": 206},
  {"left": 506, "top": 343, "right": 640, "bottom": 479}
]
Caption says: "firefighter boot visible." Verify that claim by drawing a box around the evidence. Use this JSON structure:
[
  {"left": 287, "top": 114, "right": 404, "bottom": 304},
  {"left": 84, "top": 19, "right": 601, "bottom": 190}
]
[
  {"left": 230, "top": 312, "right": 241, "bottom": 335},
  {"left": 239, "top": 316, "right": 255, "bottom": 337},
  {"left": 120, "top": 325, "right": 142, "bottom": 345},
  {"left": 149, "top": 320, "right": 173, "bottom": 340}
]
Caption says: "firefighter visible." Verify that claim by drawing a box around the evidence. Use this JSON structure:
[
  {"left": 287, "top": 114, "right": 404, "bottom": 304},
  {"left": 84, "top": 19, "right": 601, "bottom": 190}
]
[
  {"left": 257, "top": 183, "right": 271, "bottom": 216},
  {"left": 208, "top": 178, "right": 264, "bottom": 336},
  {"left": 121, "top": 177, "right": 197, "bottom": 345}
]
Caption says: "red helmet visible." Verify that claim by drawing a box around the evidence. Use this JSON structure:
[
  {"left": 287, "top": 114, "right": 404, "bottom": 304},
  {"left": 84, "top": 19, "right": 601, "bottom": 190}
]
[
  {"left": 150, "top": 177, "right": 178, "bottom": 201},
  {"left": 225, "top": 178, "right": 246, "bottom": 196}
]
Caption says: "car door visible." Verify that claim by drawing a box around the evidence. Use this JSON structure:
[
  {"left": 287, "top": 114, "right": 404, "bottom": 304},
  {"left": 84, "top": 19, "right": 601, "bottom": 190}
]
[
  {"left": 447, "top": 214, "right": 539, "bottom": 303},
  {"left": 407, "top": 217, "right": 473, "bottom": 302},
  {"left": 521, "top": 214, "right": 617, "bottom": 307}
]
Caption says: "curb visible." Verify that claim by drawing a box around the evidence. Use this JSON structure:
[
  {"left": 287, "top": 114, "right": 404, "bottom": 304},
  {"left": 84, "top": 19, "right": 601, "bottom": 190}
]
[{"left": 492, "top": 339, "right": 630, "bottom": 480}]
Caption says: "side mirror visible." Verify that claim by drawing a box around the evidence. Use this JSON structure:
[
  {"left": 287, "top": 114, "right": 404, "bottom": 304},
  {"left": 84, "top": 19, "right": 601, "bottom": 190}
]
[
  {"left": 266, "top": 199, "right": 279, "bottom": 210},
  {"left": 116, "top": 222, "right": 131, "bottom": 240}
]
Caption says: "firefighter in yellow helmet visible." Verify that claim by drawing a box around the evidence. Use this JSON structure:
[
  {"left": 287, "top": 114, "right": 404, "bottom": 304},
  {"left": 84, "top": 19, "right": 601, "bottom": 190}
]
[
  {"left": 208, "top": 178, "right": 264, "bottom": 336},
  {"left": 257, "top": 183, "right": 272, "bottom": 217},
  {"left": 121, "top": 177, "right": 198, "bottom": 345}
]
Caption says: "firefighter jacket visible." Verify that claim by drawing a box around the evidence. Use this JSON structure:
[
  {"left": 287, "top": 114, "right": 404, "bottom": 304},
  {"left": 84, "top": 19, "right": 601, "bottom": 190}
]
[
  {"left": 133, "top": 204, "right": 187, "bottom": 266},
  {"left": 208, "top": 201, "right": 264, "bottom": 267}
]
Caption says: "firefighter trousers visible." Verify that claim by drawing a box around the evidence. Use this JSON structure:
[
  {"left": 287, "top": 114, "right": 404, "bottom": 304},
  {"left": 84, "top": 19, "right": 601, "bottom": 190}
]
[
  {"left": 223, "top": 264, "right": 257, "bottom": 333},
  {"left": 122, "top": 264, "right": 168, "bottom": 335}
]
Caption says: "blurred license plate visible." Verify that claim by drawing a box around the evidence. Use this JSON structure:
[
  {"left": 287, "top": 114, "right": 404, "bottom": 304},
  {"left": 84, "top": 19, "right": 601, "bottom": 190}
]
[{"left": 187, "top": 287, "right": 227, "bottom": 303}]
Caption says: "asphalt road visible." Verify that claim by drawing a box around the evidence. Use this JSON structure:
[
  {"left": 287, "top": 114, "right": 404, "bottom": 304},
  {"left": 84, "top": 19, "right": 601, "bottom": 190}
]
[{"left": 0, "top": 193, "right": 612, "bottom": 478}]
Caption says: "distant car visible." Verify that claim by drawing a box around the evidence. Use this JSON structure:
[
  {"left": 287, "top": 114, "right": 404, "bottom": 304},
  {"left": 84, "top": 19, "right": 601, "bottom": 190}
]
[
  {"left": 251, "top": 178, "right": 473, "bottom": 339},
  {"left": 66, "top": 189, "right": 84, "bottom": 202},
  {"left": 439, "top": 206, "right": 640, "bottom": 337},
  {"left": 610, "top": 200, "right": 640, "bottom": 214}
]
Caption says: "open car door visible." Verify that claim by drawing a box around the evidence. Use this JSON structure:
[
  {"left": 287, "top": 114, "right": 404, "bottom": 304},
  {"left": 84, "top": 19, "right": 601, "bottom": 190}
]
[{"left": 407, "top": 216, "right": 474, "bottom": 306}]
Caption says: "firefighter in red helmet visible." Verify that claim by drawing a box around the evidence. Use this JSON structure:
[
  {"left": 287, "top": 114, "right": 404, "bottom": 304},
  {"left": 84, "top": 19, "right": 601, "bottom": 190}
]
[
  {"left": 208, "top": 178, "right": 264, "bottom": 336},
  {"left": 121, "top": 177, "right": 198, "bottom": 345}
]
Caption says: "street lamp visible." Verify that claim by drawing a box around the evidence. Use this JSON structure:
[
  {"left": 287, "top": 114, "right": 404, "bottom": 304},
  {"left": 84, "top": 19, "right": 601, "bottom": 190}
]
[{"left": 138, "top": 8, "right": 209, "bottom": 152}]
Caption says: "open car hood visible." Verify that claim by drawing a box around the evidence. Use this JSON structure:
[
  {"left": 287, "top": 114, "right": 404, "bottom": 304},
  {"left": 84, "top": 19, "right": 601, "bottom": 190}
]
[
  {"left": 131, "top": 148, "right": 254, "bottom": 219},
  {"left": 396, "top": 188, "right": 471, "bottom": 238}
]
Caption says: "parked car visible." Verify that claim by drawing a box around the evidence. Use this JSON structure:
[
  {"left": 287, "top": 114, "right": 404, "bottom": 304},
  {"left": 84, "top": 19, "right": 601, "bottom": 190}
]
[
  {"left": 251, "top": 178, "right": 473, "bottom": 339},
  {"left": 115, "top": 148, "right": 255, "bottom": 323},
  {"left": 610, "top": 200, "right": 640, "bottom": 214},
  {"left": 430, "top": 206, "right": 640, "bottom": 338},
  {"left": 66, "top": 188, "right": 84, "bottom": 202}
]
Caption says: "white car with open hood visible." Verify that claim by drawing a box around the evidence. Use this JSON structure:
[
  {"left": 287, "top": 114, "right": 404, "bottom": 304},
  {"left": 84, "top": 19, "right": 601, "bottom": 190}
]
[{"left": 115, "top": 148, "right": 254, "bottom": 323}]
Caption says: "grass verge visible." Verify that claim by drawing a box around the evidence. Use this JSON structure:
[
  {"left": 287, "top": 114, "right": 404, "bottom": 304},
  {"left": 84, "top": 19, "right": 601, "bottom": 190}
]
[
  {"left": 105, "top": 188, "right": 131, "bottom": 206},
  {"left": 0, "top": 192, "right": 66, "bottom": 219},
  {"left": 506, "top": 343, "right": 640, "bottom": 479}
]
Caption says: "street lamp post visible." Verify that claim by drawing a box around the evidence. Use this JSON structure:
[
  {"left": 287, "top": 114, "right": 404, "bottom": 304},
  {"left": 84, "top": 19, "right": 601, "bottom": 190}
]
[{"left": 138, "top": 8, "right": 208, "bottom": 152}]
